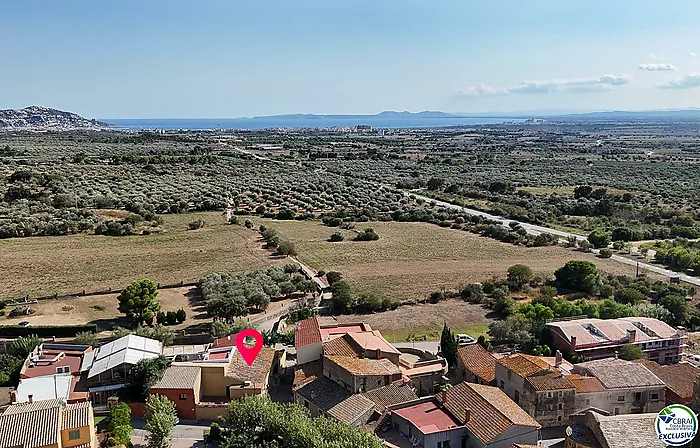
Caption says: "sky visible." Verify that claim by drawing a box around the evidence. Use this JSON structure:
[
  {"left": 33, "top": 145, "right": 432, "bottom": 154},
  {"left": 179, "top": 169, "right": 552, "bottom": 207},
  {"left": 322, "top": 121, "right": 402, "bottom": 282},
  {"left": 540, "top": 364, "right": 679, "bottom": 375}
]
[{"left": 2, "top": 0, "right": 700, "bottom": 118}]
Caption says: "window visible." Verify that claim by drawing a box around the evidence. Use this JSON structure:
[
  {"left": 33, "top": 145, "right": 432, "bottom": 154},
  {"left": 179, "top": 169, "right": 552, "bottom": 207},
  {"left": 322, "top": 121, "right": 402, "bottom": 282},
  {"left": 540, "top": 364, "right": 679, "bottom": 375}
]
[
  {"left": 507, "top": 371, "right": 512, "bottom": 380},
  {"left": 557, "top": 416, "right": 562, "bottom": 422},
  {"left": 56, "top": 366, "right": 70, "bottom": 374},
  {"left": 614, "top": 408, "right": 620, "bottom": 415},
  {"left": 443, "top": 441, "right": 451, "bottom": 448},
  {"left": 547, "top": 391, "right": 552, "bottom": 398},
  {"left": 558, "top": 391, "right": 563, "bottom": 397},
  {"left": 514, "top": 390, "right": 520, "bottom": 404},
  {"left": 179, "top": 393, "right": 187, "bottom": 400},
  {"left": 558, "top": 403, "right": 563, "bottom": 410},
  {"left": 652, "top": 393, "right": 659, "bottom": 400},
  {"left": 617, "top": 395, "right": 625, "bottom": 402},
  {"left": 500, "top": 381, "right": 504, "bottom": 389},
  {"left": 303, "top": 399, "right": 309, "bottom": 409},
  {"left": 635, "top": 392, "right": 642, "bottom": 401},
  {"left": 68, "top": 429, "right": 81, "bottom": 441}
]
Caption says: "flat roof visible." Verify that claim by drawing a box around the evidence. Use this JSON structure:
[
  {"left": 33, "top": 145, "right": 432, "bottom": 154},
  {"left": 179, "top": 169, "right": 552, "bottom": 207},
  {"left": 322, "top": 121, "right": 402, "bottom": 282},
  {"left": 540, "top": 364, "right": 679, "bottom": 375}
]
[
  {"left": 15, "top": 374, "right": 72, "bottom": 403},
  {"left": 393, "top": 399, "right": 462, "bottom": 434}
]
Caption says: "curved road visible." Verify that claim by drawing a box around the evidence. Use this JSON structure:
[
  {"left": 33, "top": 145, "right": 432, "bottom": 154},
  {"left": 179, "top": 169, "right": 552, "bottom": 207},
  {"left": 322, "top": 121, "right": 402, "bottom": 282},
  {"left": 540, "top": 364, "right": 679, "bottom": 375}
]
[{"left": 409, "top": 192, "right": 700, "bottom": 287}]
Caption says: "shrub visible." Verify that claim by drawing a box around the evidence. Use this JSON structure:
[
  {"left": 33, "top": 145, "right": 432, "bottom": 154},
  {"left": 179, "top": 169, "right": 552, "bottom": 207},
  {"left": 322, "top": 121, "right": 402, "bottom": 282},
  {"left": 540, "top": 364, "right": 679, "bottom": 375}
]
[
  {"left": 329, "top": 232, "right": 344, "bottom": 242},
  {"left": 599, "top": 248, "right": 613, "bottom": 258},
  {"left": 188, "top": 219, "right": 205, "bottom": 230},
  {"left": 166, "top": 311, "right": 178, "bottom": 325},
  {"left": 326, "top": 271, "right": 343, "bottom": 285},
  {"left": 74, "top": 331, "right": 98, "bottom": 347},
  {"left": 354, "top": 228, "right": 379, "bottom": 241},
  {"left": 276, "top": 240, "right": 297, "bottom": 256},
  {"left": 176, "top": 308, "right": 186, "bottom": 323},
  {"left": 143, "top": 309, "right": 154, "bottom": 325}
]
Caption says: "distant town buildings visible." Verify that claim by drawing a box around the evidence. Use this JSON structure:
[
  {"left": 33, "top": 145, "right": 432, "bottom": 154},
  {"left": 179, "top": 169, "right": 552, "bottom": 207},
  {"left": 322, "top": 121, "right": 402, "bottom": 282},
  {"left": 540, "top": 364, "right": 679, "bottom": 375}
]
[
  {"left": 565, "top": 409, "right": 664, "bottom": 448},
  {"left": 547, "top": 317, "right": 686, "bottom": 364}
]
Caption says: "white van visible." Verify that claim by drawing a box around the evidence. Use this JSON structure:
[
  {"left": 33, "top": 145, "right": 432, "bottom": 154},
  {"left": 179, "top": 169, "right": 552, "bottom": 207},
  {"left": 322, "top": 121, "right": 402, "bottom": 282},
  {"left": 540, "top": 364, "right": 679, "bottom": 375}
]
[{"left": 456, "top": 334, "right": 476, "bottom": 346}]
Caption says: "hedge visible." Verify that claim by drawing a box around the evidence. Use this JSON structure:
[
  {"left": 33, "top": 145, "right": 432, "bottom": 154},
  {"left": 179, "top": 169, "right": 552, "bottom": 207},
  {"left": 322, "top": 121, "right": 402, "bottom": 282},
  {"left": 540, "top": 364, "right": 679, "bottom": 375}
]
[{"left": 0, "top": 324, "right": 98, "bottom": 338}]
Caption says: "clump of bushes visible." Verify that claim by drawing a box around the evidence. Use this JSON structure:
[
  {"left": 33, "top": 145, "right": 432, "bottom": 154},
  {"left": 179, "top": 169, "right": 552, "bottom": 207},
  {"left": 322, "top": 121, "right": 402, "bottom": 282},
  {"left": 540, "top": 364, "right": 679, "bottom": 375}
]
[{"left": 354, "top": 228, "right": 379, "bottom": 241}]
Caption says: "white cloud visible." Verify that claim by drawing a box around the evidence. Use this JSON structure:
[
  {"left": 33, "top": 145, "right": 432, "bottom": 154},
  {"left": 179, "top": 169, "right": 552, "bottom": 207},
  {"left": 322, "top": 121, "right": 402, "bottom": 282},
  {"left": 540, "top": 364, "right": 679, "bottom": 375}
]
[
  {"left": 639, "top": 63, "right": 676, "bottom": 71},
  {"left": 690, "top": 52, "right": 697, "bottom": 57},
  {"left": 649, "top": 53, "right": 658, "bottom": 60},
  {"left": 457, "top": 74, "right": 632, "bottom": 97},
  {"left": 656, "top": 73, "right": 700, "bottom": 90}
]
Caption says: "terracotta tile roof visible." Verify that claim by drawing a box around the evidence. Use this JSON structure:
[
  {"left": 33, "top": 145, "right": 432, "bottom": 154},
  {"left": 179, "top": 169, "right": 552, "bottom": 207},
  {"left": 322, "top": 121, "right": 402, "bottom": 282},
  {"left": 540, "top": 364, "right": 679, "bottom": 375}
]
[
  {"left": 436, "top": 382, "right": 540, "bottom": 445},
  {"left": 325, "top": 355, "right": 401, "bottom": 376},
  {"left": 0, "top": 400, "right": 62, "bottom": 448},
  {"left": 63, "top": 401, "right": 91, "bottom": 429},
  {"left": 497, "top": 353, "right": 552, "bottom": 378},
  {"left": 227, "top": 347, "right": 276, "bottom": 383},
  {"left": 566, "top": 374, "right": 606, "bottom": 393},
  {"left": 457, "top": 344, "right": 497, "bottom": 383},
  {"left": 526, "top": 372, "right": 575, "bottom": 391},
  {"left": 635, "top": 360, "right": 699, "bottom": 401},
  {"left": 0, "top": 398, "right": 93, "bottom": 448},
  {"left": 361, "top": 381, "right": 419, "bottom": 413},
  {"left": 293, "top": 360, "right": 323, "bottom": 390},
  {"left": 295, "top": 317, "right": 322, "bottom": 348},
  {"left": 573, "top": 358, "right": 665, "bottom": 389},
  {"left": 296, "top": 376, "right": 376, "bottom": 425},
  {"left": 152, "top": 365, "right": 201, "bottom": 390},
  {"left": 324, "top": 334, "right": 362, "bottom": 358},
  {"left": 512, "top": 445, "right": 540, "bottom": 448}
]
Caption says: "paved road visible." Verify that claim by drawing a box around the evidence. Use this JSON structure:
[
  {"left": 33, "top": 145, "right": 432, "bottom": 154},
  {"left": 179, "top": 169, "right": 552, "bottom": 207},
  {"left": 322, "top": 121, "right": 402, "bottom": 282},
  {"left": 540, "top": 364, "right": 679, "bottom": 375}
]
[{"left": 409, "top": 191, "right": 700, "bottom": 287}]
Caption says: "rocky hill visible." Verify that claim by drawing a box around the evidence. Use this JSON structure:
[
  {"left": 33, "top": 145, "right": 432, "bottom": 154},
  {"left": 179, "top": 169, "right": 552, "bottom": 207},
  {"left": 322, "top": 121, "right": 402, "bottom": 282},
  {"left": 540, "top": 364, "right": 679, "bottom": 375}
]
[{"left": 0, "top": 106, "right": 111, "bottom": 131}]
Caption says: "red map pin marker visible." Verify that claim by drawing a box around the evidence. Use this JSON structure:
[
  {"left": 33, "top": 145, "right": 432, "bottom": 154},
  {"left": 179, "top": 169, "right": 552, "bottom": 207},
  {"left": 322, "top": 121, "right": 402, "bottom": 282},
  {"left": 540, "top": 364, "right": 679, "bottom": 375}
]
[{"left": 236, "top": 328, "right": 263, "bottom": 366}]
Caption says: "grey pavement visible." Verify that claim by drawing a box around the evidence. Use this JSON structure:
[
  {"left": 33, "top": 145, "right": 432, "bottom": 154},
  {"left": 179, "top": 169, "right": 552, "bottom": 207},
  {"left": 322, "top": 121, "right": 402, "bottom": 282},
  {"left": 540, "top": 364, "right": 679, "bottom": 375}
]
[{"left": 410, "top": 191, "right": 700, "bottom": 287}]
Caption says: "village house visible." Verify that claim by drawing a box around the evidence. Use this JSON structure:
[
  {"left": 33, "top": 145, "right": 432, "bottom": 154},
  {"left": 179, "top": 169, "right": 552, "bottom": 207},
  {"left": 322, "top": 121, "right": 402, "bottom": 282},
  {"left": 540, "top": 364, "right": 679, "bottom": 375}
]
[
  {"left": 633, "top": 359, "right": 700, "bottom": 406},
  {"left": 0, "top": 398, "right": 97, "bottom": 448},
  {"left": 565, "top": 409, "right": 664, "bottom": 448},
  {"left": 378, "top": 382, "right": 541, "bottom": 448},
  {"left": 151, "top": 342, "right": 277, "bottom": 421},
  {"left": 456, "top": 343, "right": 497, "bottom": 386},
  {"left": 571, "top": 358, "right": 666, "bottom": 415},
  {"left": 15, "top": 343, "right": 92, "bottom": 404},
  {"left": 495, "top": 352, "right": 575, "bottom": 427},
  {"left": 547, "top": 317, "right": 686, "bottom": 364}
]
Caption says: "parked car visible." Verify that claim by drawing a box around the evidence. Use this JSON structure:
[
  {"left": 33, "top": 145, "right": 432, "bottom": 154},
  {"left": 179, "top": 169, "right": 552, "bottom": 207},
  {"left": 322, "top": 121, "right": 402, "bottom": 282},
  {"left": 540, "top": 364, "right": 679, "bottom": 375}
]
[
  {"left": 456, "top": 334, "right": 476, "bottom": 345},
  {"left": 18, "top": 321, "right": 31, "bottom": 327}
]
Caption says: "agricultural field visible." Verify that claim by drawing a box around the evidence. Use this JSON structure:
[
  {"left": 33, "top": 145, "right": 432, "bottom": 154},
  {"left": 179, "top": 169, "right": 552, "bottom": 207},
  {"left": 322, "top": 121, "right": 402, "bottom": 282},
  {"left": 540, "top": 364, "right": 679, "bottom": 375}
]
[
  {"left": 335, "top": 300, "right": 492, "bottom": 342},
  {"left": 0, "top": 211, "right": 281, "bottom": 300},
  {"left": 259, "top": 219, "right": 643, "bottom": 302}
]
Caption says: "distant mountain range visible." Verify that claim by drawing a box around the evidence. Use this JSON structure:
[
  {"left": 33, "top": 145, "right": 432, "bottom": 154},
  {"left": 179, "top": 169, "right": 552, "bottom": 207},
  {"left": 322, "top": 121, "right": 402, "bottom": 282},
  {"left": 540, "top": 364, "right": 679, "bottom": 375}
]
[
  {"left": 249, "top": 110, "right": 456, "bottom": 120},
  {"left": 248, "top": 109, "right": 700, "bottom": 121},
  {"left": 0, "top": 106, "right": 111, "bottom": 130}
]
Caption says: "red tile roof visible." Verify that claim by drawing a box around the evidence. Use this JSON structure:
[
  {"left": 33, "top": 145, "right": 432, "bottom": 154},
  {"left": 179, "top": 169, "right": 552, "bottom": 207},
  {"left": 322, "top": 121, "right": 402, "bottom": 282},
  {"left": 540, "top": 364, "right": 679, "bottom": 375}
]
[
  {"left": 566, "top": 374, "right": 606, "bottom": 393},
  {"left": 526, "top": 372, "right": 574, "bottom": 391},
  {"left": 295, "top": 317, "right": 322, "bottom": 348},
  {"left": 497, "top": 353, "right": 552, "bottom": 378},
  {"left": 457, "top": 344, "right": 497, "bottom": 383},
  {"left": 635, "top": 360, "right": 699, "bottom": 401},
  {"left": 436, "top": 382, "right": 540, "bottom": 444}
]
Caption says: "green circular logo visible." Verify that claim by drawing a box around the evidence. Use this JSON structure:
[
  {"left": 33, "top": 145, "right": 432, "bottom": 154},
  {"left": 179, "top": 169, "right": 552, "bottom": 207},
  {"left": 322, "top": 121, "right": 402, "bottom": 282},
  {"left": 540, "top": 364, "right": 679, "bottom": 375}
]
[{"left": 655, "top": 404, "right": 698, "bottom": 446}]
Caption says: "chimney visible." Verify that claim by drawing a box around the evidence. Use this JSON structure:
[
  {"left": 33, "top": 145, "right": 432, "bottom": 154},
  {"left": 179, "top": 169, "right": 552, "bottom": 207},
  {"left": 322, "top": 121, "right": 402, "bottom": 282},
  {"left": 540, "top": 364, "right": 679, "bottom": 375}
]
[
  {"left": 28, "top": 394, "right": 33, "bottom": 404},
  {"left": 627, "top": 328, "right": 636, "bottom": 343},
  {"left": 52, "top": 336, "right": 56, "bottom": 342},
  {"left": 555, "top": 350, "right": 562, "bottom": 368},
  {"left": 464, "top": 410, "right": 471, "bottom": 423},
  {"left": 614, "top": 351, "right": 619, "bottom": 359},
  {"left": 376, "top": 348, "right": 382, "bottom": 359},
  {"left": 442, "top": 389, "right": 447, "bottom": 403},
  {"left": 570, "top": 336, "right": 577, "bottom": 349},
  {"left": 10, "top": 390, "right": 17, "bottom": 403}
]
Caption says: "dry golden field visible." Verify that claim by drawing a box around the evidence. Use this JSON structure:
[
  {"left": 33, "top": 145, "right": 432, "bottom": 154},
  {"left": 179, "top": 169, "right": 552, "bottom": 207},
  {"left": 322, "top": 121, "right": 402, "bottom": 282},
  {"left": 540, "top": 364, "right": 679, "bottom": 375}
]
[
  {"left": 0, "top": 211, "right": 280, "bottom": 300},
  {"left": 260, "top": 219, "right": 642, "bottom": 302}
]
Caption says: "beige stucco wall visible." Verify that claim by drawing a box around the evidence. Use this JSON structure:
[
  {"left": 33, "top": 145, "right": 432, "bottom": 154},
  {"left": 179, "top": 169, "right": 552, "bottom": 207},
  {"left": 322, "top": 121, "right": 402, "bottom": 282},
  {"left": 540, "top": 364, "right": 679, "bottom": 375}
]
[
  {"left": 60, "top": 424, "right": 93, "bottom": 448},
  {"left": 195, "top": 403, "right": 229, "bottom": 421}
]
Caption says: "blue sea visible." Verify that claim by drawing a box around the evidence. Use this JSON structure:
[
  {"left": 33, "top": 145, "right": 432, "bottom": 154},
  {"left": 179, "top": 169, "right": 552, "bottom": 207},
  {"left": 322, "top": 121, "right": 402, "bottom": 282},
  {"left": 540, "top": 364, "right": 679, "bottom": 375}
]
[{"left": 103, "top": 116, "right": 524, "bottom": 131}]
